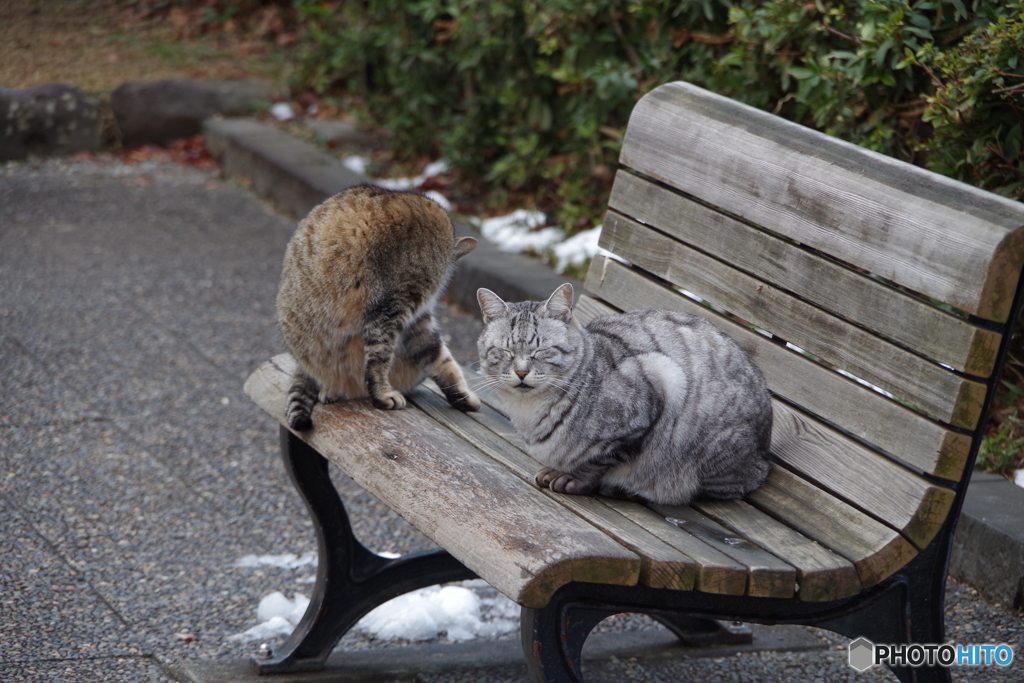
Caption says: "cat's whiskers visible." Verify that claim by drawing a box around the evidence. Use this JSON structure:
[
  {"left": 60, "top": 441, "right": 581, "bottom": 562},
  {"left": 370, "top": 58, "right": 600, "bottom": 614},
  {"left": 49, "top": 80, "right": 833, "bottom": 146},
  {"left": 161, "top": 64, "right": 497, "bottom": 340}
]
[
  {"left": 540, "top": 375, "right": 600, "bottom": 392},
  {"left": 468, "top": 376, "right": 510, "bottom": 397}
]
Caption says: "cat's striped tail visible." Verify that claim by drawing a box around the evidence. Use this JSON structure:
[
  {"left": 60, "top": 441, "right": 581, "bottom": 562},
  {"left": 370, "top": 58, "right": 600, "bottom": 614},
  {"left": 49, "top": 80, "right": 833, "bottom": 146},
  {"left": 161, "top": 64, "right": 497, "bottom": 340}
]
[{"left": 286, "top": 373, "right": 318, "bottom": 430}]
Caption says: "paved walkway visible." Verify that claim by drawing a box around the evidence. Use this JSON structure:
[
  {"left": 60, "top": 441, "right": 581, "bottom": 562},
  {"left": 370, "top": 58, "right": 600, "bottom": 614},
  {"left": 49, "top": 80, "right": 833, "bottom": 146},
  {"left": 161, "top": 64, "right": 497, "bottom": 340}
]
[{"left": 1, "top": 156, "right": 1020, "bottom": 683}]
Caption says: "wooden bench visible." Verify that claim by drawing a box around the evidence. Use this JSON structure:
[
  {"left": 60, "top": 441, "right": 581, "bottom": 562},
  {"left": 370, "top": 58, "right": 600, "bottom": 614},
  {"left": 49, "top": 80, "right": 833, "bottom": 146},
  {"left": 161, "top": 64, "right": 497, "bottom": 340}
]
[{"left": 243, "top": 81, "right": 1024, "bottom": 683}]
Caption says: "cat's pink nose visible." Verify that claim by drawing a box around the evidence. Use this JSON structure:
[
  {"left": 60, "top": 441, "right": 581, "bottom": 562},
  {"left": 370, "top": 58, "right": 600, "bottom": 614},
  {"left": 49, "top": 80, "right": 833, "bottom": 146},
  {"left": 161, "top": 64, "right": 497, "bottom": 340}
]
[{"left": 515, "top": 370, "right": 528, "bottom": 380}]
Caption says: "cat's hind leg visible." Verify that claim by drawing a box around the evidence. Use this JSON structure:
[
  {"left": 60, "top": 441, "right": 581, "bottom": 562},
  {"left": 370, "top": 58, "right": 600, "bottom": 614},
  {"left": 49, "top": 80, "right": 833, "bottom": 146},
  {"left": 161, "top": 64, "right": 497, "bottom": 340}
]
[
  {"left": 287, "top": 372, "right": 319, "bottom": 430},
  {"left": 401, "top": 312, "right": 480, "bottom": 412},
  {"left": 363, "top": 296, "right": 414, "bottom": 410}
]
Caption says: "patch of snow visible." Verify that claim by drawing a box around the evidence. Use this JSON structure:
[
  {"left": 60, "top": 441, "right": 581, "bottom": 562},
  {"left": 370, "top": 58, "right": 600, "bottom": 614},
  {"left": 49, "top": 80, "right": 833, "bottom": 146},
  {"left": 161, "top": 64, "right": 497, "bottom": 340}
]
[
  {"left": 258, "top": 591, "right": 310, "bottom": 623},
  {"left": 229, "top": 591, "right": 310, "bottom": 642},
  {"left": 423, "top": 190, "right": 451, "bottom": 211},
  {"left": 551, "top": 225, "right": 611, "bottom": 273},
  {"left": 421, "top": 159, "right": 451, "bottom": 178},
  {"left": 230, "top": 615, "right": 293, "bottom": 642},
  {"left": 228, "top": 576, "right": 519, "bottom": 644},
  {"left": 1015, "top": 469, "right": 1024, "bottom": 489},
  {"left": 342, "top": 155, "right": 370, "bottom": 175},
  {"left": 375, "top": 159, "right": 452, "bottom": 193},
  {"left": 270, "top": 102, "right": 296, "bottom": 121},
  {"left": 354, "top": 584, "right": 518, "bottom": 642},
  {"left": 341, "top": 158, "right": 452, "bottom": 208},
  {"left": 473, "top": 209, "right": 562, "bottom": 254},
  {"left": 232, "top": 552, "right": 317, "bottom": 570}
]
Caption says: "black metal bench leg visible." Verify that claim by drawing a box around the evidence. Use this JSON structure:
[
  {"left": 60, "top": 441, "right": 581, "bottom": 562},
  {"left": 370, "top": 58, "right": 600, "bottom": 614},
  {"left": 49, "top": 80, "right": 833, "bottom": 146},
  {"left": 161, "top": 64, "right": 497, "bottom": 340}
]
[
  {"left": 252, "top": 427, "right": 477, "bottom": 674},
  {"left": 650, "top": 614, "right": 752, "bottom": 646},
  {"left": 815, "top": 532, "right": 953, "bottom": 683},
  {"left": 897, "top": 531, "right": 954, "bottom": 683},
  {"left": 521, "top": 597, "right": 617, "bottom": 683}
]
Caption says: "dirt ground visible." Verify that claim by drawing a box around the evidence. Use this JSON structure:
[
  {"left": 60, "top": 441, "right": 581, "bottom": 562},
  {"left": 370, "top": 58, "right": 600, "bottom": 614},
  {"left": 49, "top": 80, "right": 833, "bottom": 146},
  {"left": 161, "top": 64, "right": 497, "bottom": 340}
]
[{"left": 0, "top": 0, "right": 291, "bottom": 94}]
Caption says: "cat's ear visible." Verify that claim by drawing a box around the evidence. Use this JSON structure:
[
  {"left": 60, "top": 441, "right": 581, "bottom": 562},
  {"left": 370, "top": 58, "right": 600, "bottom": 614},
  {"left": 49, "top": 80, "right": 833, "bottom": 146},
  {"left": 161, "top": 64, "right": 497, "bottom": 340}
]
[
  {"left": 543, "top": 283, "right": 574, "bottom": 323},
  {"left": 477, "top": 288, "right": 508, "bottom": 324},
  {"left": 454, "top": 237, "right": 478, "bottom": 260}
]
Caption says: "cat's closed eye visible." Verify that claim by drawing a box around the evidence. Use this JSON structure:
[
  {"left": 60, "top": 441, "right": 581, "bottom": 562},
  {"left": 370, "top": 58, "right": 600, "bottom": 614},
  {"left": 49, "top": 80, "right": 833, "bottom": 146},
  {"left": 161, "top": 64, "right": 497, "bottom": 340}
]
[
  {"left": 533, "top": 349, "right": 562, "bottom": 364},
  {"left": 487, "top": 348, "right": 512, "bottom": 364}
]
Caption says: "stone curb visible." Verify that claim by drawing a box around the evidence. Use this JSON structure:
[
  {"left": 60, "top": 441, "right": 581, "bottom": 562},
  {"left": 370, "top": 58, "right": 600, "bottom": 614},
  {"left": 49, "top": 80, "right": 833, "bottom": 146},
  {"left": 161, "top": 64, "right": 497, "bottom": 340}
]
[
  {"left": 950, "top": 471, "right": 1024, "bottom": 609},
  {"left": 203, "top": 117, "right": 580, "bottom": 317},
  {"left": 0, "top": 79, "right": 279, "bottom": 162}
]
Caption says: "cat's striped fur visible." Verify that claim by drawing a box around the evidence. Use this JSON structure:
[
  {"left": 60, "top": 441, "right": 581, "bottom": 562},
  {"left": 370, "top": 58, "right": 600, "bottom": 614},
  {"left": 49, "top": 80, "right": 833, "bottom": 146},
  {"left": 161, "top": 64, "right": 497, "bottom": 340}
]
[
  {"left": 476, "top": 284, "right": 772, "bottom": 505},
  {"left": 277, "top": 185, "right": 480, "bottom": 430}
]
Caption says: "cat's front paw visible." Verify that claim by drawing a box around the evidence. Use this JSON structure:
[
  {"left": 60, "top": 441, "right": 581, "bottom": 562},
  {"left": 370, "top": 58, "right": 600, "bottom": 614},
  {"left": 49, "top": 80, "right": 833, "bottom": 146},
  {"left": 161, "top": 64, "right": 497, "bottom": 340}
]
[
  {"left": 535, "top": 467, "right": 597, "bottom": 495},
  {"left": 448, "top": 389, "right": 481, "bottom": 413},
  {"left": 372, "top": 390, "right": 406, "bottom": 410}
]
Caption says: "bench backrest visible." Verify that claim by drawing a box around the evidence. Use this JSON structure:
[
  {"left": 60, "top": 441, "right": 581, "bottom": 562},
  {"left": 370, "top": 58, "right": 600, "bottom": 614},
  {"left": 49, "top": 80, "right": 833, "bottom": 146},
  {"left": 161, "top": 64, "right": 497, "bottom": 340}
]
[{"left": 580, "top": 81, "right": 1024, "bottom": 553}]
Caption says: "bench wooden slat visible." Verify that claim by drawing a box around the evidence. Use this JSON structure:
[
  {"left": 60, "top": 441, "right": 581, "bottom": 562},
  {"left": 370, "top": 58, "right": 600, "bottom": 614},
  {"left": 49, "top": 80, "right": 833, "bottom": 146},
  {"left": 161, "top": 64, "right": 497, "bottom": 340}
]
[
  {"left": 770, "top": 402, "right": 954, "bottom": 550},
  {"left": 684, "top": 499, "right": 862, "bottom": 602},
  {"left": 746, "top": 467, "right": 918, "bottom": 589},
  {"left": 244, "top": 355, "right": 642, "bottom": 609},
  {"left": 409, "top": 388, "right": 699, "bottom": 592},
  {"left": 594, "top": 500, "right": 755, "bottom": 596},
  {"left": 599, "top": 211, "right": 987, "bottom": 430},
  {"left": 620, "top": 81, "right": 1024, "bottom": 322},
  {"left": 609, "top": 170, "right": 1003, "bottom": 377},
  {"left": 579, "top": 268, "right": 972, "bottom": 481},
  {"left": 621, "top": 501, "right": 797, "bottom": 598}
]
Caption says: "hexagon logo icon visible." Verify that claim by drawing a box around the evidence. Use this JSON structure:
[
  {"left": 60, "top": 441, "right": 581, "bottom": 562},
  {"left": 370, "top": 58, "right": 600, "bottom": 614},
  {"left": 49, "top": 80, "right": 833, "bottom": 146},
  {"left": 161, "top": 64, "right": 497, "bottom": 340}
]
[{"left": 849, "top": 637, "right": 875, "bottom": 671}]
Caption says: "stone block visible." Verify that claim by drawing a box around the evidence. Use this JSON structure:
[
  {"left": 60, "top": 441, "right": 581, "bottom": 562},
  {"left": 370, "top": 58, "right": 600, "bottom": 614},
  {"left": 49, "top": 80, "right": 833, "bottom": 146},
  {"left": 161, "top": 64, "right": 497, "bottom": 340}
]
[
  {"left": 0, "top": 84, "right": 101, "bottom": 161},
  {"left": 111, "top": 79, "right": 275, "bottom": 147},
  {"left": 950, "top": 471, "right": 1024, "bottom": 609}
]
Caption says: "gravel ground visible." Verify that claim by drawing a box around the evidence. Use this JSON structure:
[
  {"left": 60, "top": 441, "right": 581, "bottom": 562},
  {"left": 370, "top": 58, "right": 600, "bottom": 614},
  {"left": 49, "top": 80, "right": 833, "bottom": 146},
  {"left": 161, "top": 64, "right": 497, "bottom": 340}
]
[{"left": 1, "top": 155, "right": 1021, "bottom": 682}]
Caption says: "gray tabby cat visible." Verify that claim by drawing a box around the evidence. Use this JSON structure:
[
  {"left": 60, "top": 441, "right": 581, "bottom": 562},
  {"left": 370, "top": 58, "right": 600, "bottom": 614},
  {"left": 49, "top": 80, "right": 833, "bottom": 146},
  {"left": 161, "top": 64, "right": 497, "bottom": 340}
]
[{"left": 476, "top": 283, "right": 772, "bottom": 505}]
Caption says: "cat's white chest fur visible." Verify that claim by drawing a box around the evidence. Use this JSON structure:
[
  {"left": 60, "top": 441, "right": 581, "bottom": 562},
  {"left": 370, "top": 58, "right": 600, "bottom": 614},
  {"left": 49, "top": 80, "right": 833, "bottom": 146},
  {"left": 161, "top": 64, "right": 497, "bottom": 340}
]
[{"left": 502, "top": 394, "right": 567, "bottom": 464}]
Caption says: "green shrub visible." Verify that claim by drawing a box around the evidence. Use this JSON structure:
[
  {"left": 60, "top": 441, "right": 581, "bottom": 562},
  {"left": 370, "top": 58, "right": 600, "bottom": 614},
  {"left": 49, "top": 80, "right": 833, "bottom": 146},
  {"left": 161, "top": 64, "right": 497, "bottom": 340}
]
[
  {"left": 918, "top": 5, "right": 1024, "bottom": 197},
  {"left": 293, "top": 0, "right": 1024, "bottom": 226}
]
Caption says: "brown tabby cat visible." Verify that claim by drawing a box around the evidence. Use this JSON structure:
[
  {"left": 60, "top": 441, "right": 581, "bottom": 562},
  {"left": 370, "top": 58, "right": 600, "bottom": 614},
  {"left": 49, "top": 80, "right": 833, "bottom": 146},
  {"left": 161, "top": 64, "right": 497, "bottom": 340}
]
[{"left": 277, "top": 185, "right": 481, "bottom": 429}]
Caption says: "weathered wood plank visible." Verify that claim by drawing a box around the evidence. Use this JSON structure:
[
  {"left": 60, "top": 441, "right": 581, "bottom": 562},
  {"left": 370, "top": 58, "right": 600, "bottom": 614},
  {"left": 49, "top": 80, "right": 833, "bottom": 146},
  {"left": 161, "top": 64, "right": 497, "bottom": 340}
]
[
  {"left": 599, "top": 211, "right": 987, "bottom": 430},
  {"left": 244, "top": 355, "right": 642, "bottom": 609},
  {"left": 573, "top": 294, "right": 619, "bottom": 322},
  {"left": 409, "top": 388, "right": 699, "bottom": 592},
  {"left": 620, "top": 81, "right": 1024, "bottom": 322},
  {"left": 574, "top": 294, "right": 619, "bottom": 333},
  {"left": 581, "top": 262, "right": 973, "bottom": 481},
  {"left": 770, "top": 401, "right": 955, "bottom": 550},
  {"left": 687, "top": 499, "right": 861, "bottom": 602},
  {"left": 746, "top": 467, "right": 918, "bottom": 589},
  {"left": 609, "top": 170, "right": 1003, "bottom": 377},
  {"left": 630, "top": 502, "right": 797, "bottom": 598}
]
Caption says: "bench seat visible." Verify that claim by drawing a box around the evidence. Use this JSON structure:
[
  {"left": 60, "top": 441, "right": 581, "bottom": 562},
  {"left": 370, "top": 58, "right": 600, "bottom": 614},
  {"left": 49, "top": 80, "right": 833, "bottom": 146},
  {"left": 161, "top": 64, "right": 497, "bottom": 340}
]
[{"left": 246, "top": 352, "right": 925, "bottom": 607}]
